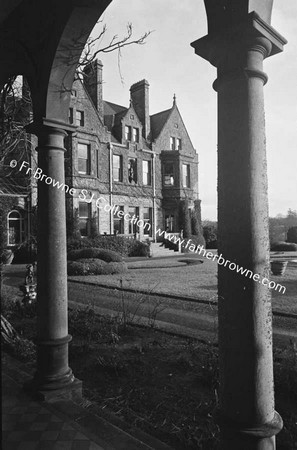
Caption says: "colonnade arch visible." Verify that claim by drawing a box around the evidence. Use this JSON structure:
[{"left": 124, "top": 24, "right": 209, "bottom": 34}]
[{"left": 0, "top": 1, "right": 287, "bottom": 448}]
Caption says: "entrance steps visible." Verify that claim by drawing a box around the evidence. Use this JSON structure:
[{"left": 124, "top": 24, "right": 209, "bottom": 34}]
[{"left": 150, "top": 242, "right": 181, "bottom": 257}]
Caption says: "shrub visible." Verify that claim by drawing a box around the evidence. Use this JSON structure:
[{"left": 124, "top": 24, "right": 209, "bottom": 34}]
[
  {"left": 67, "top": 258, "right": 128, "bottom": 276},
  {"left": 67, "top": 236, "right": 149, "bottom": 257},
  {"left": 203, "top": 226, "right": 218, "bottom": 249},
  {"left": 271, "top": 241, "right": 297, "bottom": 252},
  {"left": 68, "top": 247, "right": 122, "bottom": 262},
  {"left": 90, "top": 213, "right": 99, "bottom": 238},
  {"left": 287, "top": 226, "right": 297, "bottom": 244},
  {"left": 67, "top": 208, "right": 81, "bottom": 240},
  {"left": 128, "top": 240, "right": 150, "bottom": 257},
  {"left": 179, "top": 199, "right": 191, "bottom": 238},
  {"left": 191, "top": 200, "right": 203, "bottom": 236}
]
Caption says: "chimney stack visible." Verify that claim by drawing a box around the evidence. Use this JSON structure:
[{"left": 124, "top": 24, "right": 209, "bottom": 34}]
[
  {"left": 130, "top": 80, "right": 150, "bottom": 140},
  {"left": 83, "top": 59, "right": 103, "bottom": 122}
]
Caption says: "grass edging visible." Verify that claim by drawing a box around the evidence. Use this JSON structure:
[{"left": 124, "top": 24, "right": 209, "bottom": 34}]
[{"left": 68, "top": 279, "right": 297, "bottom": 320}]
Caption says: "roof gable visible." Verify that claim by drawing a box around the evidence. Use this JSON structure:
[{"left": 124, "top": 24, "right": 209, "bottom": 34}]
[
  {"left": 150, "top": 108, "right": 171, "bottom": 140},
  {"left": 104, "top": 101, "right": 127, "bottom": 116},
  {"left": 152, "top": 103, "right": 196, "bottom": 154}
]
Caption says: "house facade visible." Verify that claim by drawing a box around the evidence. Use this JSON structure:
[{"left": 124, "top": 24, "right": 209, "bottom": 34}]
[
  {"left": 66, "top": 60, "right": 201, "bottom": 241},
  {"left": 0, "top": 62, "right": 201, "bottom": 249}
]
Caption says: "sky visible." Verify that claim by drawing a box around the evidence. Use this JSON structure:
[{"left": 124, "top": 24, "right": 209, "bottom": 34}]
[{"left": 90, "top": 0, "right": 297, "bottom": 221}]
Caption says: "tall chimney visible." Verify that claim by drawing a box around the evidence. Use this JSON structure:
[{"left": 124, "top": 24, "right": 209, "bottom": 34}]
[
  {"left": 83, "top": 59, "right": 103, "bottom": 122},
  {"left": 130, "top": 80, "right": 150, "bottom": 140}
]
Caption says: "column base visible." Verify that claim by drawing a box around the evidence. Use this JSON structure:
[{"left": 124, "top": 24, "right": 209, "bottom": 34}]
[
  {"left": 24, "top": 376, "right": 82, "bottom": 402},
  {"left": 216, "top": 410, "right": 283, "bottom": 449},
  {"left": 24, "top": 334, "right": 82, "bottom": 401}
]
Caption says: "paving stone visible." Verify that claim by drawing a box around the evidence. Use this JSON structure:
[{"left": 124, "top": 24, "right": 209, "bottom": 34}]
[{"left": 2, "top": 354, "right": 161, "bottom": 450}]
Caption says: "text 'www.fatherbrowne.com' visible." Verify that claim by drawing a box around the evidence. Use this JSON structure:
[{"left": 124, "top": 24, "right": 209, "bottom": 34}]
[{"left": 157, "top": 229, "right": 286, "bottom": 294}]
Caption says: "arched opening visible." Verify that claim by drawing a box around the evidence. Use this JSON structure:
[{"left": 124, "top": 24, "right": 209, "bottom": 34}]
[{"left": 7, "top": 210, "right": 24, "bottom": 246}]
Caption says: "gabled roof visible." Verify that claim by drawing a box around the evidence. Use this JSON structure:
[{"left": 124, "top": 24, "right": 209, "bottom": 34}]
[
  {"left": 103, "top": 101, "right": 127, "bottom": 116},
  {"left": 150, "top": 108, "right": 172, "bottom": 140}
]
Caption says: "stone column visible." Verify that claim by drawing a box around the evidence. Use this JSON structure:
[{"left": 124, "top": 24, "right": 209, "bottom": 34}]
[
  {"left": 192, "top": 13, "right": 286, "bottom": 450},
  {"left": 26, "top": 119, "right": 81, "bottom": 399}
]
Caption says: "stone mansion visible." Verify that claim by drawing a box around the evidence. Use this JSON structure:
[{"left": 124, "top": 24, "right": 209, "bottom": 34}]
[
  {"left": 1, "top": 60, "right": 201, "bottom": 247},
  {"left": 65, "top": 60, "right": 200, "bottom": 241}
]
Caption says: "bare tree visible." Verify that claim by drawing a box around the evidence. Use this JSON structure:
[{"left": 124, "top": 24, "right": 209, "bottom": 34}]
[
  {"left": 0, "top": 21, "right": 152, "bottom": 167},
  {"left": 77, "top": 22, "right": 152, "bottom": 84},
  {"left": 0, "top": 76, "right": 34, "bottom": 176}
]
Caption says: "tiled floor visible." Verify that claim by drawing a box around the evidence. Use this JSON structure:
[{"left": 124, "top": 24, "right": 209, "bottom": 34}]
[{"left": 2, "top": 372, "right": 104, "bottom": 450}]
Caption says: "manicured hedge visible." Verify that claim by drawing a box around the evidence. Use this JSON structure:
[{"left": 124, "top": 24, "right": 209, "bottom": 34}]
[
  {"left": 128, "top": 239, "right": 150, "bottom": 257},
  {"left": 68, "top": 248, "right": 122, "bottom": 263},
  {"left": 67, "top": 258, "right": 128, "bottom": 276},
  {"left": 271, "top": 241, "right": 297, "bottom": 252},
  {"left": 67, "top": 236, "right": 149, "bottom": 257}
]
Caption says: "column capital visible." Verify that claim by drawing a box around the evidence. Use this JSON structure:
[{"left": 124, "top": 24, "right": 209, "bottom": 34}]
[
  {"left": 191, "top": 12, "right": 287, "bottom": 69},
  {"left": 26, "top": 117, "right": 78, "bottom": 136}
]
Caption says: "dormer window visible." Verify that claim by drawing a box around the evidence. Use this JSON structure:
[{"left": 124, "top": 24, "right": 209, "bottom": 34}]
[
  {"left": 125, "top": 125, "right": 132, "bottom": 141},
  {"left": 132, "top": 127, "right": 139, "bottom": 143}
]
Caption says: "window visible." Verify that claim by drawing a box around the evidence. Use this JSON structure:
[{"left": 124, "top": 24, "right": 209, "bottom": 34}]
[
  {"left": 163, "top": 163, "right": 174, "bottom": 186},
  {"left": 113, "top": 154, "right": 122, "bottom": 182},
  {"left": 165, "top": 214, "right": 174, "bottom": 232},
  {"left": 76, "top": 110, "right": 84, "bottom": 127},
  {"left": 170, "top": 136, "right": 181, "bottom": 150},
  {"left": 69, "top": 108, "right": 74, "bottom": 124},
  {"left": 7, "top": 210, "right": 23, "bottom": 245},
  {"left": 170, "top": 137, "right": 176, "bottom": 151},
  {"left": 71, "top": 89, "right": 77, "bottom": 97},
  {"left": 128, "top": 158, "right": 137, "bottom": 184},
  {"left": 183, "top": 164, "right": 190, "bottom": 188},
  {"left": 132, "top": 127, "right": 139, "bottom": 143},
  {"left": 78, "top": 202, "right": 91, "bottom": 236},
  {"left": 113, "top": 206, "right": 124, "bottom": 234},
  {"left": 78, "top": 143, "right": 90, "bottom": 175},
  {"left": 142, "top": 160, "right": 151, "bottom": 186},
  {"left": 125, "top": 125, "right": 132, "bottom": 141},
  {"left": 143, "top": 208, "right": 152, "bottom": 236},
  {"left": 128, "top": 207, "right": 139, "bottom": 235}
]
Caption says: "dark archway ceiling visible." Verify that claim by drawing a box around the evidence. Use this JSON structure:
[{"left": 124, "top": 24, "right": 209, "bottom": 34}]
[{"left": 0, "top": 0, "right": 111, "bottom": 121}]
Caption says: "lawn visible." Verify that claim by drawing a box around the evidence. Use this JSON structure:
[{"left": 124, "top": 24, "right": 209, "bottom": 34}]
[{"left": 69, "top": 254, "right": 297, "bottom": 315}]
